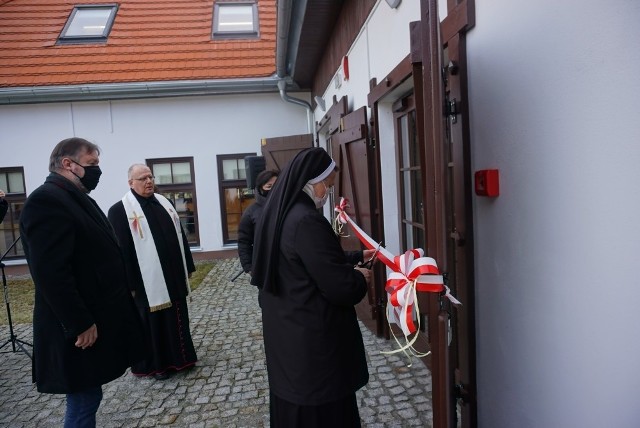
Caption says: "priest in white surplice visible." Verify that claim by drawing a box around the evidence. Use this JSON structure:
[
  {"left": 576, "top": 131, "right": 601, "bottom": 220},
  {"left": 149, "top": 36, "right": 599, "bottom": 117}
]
[{"left": 108, "top": 164, "right": 197, "bottom": 380}]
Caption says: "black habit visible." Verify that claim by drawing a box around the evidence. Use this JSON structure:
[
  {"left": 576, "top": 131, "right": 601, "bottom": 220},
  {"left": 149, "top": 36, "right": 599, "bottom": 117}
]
[
  {"left": 108, "top": 190, "right": 197, "bottom": 376},
  {"left": 19, "top": 173, "right": 146, "bottom": 394},
  {"left": 251, "top": 148, "right": 369, "bottom": 425}
]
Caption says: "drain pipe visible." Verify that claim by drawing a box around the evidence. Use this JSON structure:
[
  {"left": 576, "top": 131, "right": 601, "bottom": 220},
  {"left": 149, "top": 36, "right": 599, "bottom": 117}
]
[{"left": 277, "top": 79, "right": 317, "bottom": 147}]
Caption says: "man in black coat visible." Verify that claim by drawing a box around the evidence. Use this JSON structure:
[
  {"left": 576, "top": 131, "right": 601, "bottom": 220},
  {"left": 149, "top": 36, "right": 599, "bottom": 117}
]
[
  {"left": 19, "top": 137, "right": 146, "bottom": 427},
  {"left": 251, "top": 148, "right": 374, "bottom": 427},
  {"left": 237, "top": 169, "right": 278, "bottom": 274}
]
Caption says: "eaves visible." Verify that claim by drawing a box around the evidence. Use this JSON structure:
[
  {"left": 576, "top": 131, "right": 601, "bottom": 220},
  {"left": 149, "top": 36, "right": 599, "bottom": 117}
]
[{"left": 0, "top": 76, "right": 298, "bottom": 105}]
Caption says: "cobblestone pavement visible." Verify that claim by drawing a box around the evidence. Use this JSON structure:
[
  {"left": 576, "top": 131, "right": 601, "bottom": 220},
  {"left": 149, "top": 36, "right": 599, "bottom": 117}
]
[{"left": 0, "top": 258, "right": 433, "bottom": 427}]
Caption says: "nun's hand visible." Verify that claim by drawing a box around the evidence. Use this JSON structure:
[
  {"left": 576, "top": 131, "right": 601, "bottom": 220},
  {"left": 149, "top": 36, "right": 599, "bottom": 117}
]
[{"left": 354, "top": 267, "right": 372, "bottom": 285}]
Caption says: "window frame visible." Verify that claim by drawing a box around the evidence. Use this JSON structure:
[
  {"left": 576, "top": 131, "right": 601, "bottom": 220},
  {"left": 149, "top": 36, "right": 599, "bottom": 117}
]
[
  {"left": 0, "top": 167, "right": 27, "bottom": 259},
  {"left": 212, "top": 1, "right": 259, "bottom": 40},
  {"left": 58, "top": 4, "right": 119, "bottom": 45},
  {"left": 394, "top": 94, "right": 426, "bottom": 252},
  {"left": 146, "top": 157, "right": 199, "bottom": 246},
  {"left": 216, "top": 153, "right": 255, "bottom": 245}
]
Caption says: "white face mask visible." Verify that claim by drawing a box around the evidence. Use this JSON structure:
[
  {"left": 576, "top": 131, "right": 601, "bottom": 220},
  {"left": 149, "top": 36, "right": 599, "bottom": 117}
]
[{"left": 303, "top": 181, "right": 331, "bottom": 208}]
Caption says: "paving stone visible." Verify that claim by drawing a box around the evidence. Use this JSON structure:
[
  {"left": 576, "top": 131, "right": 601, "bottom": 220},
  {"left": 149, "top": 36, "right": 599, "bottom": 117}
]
[{"left": 0, "top": 258, "right": 434, "bottom": 427}]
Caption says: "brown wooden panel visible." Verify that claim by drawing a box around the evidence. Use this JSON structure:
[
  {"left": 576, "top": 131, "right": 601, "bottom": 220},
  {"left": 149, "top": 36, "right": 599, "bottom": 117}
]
[
  {"left": 309, "top": 0, "right": 377, "bottom": 96},
  {"left": 442, "top": 0, "right": 475, "bottom": 45},
  {"left": 261, "top": 134, "right": 313, "bottom": 171},
  {"left": 317, "top": 95, "right": 348, "bottom": 136},
  {"left": 421, "top": 0, "right": 453, "bottom": 426},
  {"left": 445, "top": 33, "right": 477, "bottom": 428},
  {"left": 331, "top": 105, "right": 387, "bottom": 337},
  {"left": 367, "top": 55, "right": 412, "bottom": 106}
]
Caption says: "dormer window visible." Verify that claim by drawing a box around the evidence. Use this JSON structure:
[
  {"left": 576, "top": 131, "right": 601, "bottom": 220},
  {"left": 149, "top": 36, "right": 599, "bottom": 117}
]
[
  {"left": 213, "top": 2, "right": 259, "bottom": 39},
  {"left": 58, "top": 4, "right": 118, "bottom": 44}
]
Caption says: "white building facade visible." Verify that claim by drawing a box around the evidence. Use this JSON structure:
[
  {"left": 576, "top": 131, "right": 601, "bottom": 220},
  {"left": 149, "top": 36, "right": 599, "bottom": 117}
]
[
  {"left": 310, "top": 0, "right": 640, "bottom": 427},
  {"left": 0, "top": 92, "right": 310, "bottom": 256}
]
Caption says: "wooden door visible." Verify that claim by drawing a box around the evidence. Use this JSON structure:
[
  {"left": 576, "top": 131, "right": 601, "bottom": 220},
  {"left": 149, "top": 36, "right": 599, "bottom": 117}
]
[
  {"left": 261, "top": 133, "right": 313, "bottom": 171},
  {"left": 419, "top": 0, "right": 455, "bottom": 426},
  {"left": 330, "top": 106, "right": 388, "bottom": 337},
  {"left": 417, "top": 0, "right": 477, "bottom": 426}
]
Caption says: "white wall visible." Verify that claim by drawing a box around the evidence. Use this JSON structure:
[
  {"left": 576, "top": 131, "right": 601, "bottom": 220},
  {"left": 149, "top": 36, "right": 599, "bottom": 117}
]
[
  {"left": 467, "top": 0, "right": 640, "bottom": 426},
  {"left": 313, "top": 0, "right": 420, "bottom": 254},
  {"left": 313, "top": 0, "right": 640, "bottom": 426},
  {"left": 0, "top": 93, "right": 309, "bottom": 253}
]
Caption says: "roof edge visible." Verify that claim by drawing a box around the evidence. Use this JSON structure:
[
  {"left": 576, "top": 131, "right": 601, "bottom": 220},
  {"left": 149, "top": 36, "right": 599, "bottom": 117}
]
[{"left": 0, "top": 77, "right": 298, "bottom": 105}]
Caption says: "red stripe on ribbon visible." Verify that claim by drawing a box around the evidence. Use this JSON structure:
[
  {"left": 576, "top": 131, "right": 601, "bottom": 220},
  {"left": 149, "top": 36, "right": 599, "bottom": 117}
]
[{"left": 335, "top": 197, "right": 458, "bottom": 336}]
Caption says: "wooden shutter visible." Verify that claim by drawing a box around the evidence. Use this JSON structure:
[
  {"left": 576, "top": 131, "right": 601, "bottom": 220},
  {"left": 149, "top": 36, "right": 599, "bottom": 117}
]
[{"left": 260, "top": 134, "right": 313, "bottom": 171}]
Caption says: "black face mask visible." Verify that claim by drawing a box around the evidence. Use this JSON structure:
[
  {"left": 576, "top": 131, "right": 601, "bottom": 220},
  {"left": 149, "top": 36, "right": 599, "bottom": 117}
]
[{"left": 70, "top": 160, "right": 102, "bottom": 192}]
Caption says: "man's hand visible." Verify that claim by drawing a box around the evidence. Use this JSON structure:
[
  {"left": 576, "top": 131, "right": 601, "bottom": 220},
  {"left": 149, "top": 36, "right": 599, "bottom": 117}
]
[
  {"left": 75, "top": 324, "right": 98, "bottom": 349},
  {"left": 0, "top": 189, "right": 5, "bottom": 199}
]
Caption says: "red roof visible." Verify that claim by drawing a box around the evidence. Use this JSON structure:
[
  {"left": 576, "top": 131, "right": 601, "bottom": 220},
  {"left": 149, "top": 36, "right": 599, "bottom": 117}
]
[{"left": 0, "top": 0, "right": 277, "bottom": 87}]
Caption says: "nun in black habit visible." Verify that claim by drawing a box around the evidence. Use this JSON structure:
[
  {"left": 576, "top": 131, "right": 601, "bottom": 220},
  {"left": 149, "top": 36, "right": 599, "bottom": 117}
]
[{"left": 251, "top": 147, "right": 373, "bottom": 427}]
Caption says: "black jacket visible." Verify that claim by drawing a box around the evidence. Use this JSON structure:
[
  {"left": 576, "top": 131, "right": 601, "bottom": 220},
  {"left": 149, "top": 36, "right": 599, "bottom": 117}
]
[
  {"left": 19, "top": 173, "right": 146, "bottom": 394},
  {"left": 259, "top": 194, "right": 369, "bottom": 405},
  {"left": 237, "top": 192, "right": 266, "bottom": 273},
  {"left": 0, "top": 198, "right": 7, "bottom": 223}
]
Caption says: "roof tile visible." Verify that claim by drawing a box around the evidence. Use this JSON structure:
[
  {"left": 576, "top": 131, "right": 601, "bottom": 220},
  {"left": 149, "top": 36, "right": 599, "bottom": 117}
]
[{"left": 0, "top": 0, "right": 277, "bottom": 87}]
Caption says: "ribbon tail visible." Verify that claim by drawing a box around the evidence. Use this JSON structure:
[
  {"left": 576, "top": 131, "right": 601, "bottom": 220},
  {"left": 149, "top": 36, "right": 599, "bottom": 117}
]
[{"left": 444, "top": 285, "right": 462, "bottom": 306}]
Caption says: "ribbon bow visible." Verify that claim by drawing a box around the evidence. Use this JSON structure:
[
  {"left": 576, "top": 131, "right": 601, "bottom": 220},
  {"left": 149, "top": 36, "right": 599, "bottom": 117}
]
[
  {"left": 333, "top": 197, "right": 461, "bottom": 359},
  {"left": 333, "top": 198, "right": 461, "bottom": 367},
  {"left": 332, "top": 197, "right": 351, "bottom": 236},
  {"left": 386, "top": 249, "right": 445, "bottom": 336}
]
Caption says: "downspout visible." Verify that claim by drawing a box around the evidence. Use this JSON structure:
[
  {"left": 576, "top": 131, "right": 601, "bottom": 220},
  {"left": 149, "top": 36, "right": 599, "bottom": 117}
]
[
  {"left": 277, "top": 80, "right": 316, "bottom": 147},
  {"left": 276, "top": 0, "right": 317, "bottom": 146}
]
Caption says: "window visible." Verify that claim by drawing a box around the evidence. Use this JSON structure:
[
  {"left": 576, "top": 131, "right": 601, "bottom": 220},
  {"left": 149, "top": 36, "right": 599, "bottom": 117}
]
[
  {"left": 395, "top": 95, "right": 426, "bottom": 251},
  {"left": 0, "top": 168, "right": 26, "bottom": 259},
  {"left": 147, "top": 158, "right": 199, "bottom": 246},
  {"left": 58, "top": 4, "right": 118, "bottom": 44},
  {"left": 217, "top": 154, "right": 254, "bottom": 244},
  {"left": 213, "top": 2, "right": 259, "bottom": 39}
]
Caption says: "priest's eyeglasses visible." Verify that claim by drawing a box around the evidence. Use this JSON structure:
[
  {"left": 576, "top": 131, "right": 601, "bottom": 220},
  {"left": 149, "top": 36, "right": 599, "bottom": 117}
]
[{"left": 133, "top": 175, "right": 155, "bottom": 182}]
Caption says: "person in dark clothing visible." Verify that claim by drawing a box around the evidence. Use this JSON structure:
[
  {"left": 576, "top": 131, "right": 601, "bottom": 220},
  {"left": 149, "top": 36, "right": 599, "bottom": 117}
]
[
  {"left": 251, "top": 147, "right": 373, "bottom": 427},
  {"left": 237, "top": 169, "right": 278, "bottom": 275},
  {"left": 0, "top": 189, "right": 7, "bottom": 223},
  {"left": 19, "top": 137, "right": 146, "bottom": 428},
  {"left": 107, "top": 163, "right": 197, "bottom": 381}
]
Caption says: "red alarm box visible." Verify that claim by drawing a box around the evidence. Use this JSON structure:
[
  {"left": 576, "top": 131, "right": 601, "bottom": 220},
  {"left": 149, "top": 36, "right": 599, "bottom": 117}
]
[{"left": 474, "top": 169, "right": 499, "bottom": 197}]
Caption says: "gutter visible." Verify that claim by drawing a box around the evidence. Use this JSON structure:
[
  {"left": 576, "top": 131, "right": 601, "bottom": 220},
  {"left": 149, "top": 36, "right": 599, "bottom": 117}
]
[
  {"left": 276, "top": 0, "right": 308, "bottom": 79},
  {"left": 276, "top": 0, "right": 316, "bottom": 146},
  {"left": 277, "top": 79, "right": 315, "bottom": 147},
  {"left": 0, "top": 77, "right": 289, "bottom": 105}
]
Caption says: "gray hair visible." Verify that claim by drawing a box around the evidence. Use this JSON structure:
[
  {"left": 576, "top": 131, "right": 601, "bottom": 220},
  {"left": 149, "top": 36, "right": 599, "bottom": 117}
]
[
  {"left": 127, "top": 163, "right": 150, "bottom": 179},
  {"left": 49, "top": 137, "right": 100, "bottom": 172}
]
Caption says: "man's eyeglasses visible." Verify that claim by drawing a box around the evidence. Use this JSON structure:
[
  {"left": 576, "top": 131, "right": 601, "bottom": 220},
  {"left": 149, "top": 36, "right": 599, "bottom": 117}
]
[{"left": 133, "top": 175, "right": 155, "bottom": 182}]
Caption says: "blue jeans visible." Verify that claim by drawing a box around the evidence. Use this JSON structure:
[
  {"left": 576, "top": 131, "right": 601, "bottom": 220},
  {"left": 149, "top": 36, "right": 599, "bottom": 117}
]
[{"left": 64, "top": 386, "right": 103, "bottom": 428}]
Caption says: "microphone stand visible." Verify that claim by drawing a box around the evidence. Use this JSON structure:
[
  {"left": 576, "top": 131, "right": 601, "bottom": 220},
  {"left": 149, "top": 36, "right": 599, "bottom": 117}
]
[
  {"left": 230, "top": 268, "right": 245, "bottom": 282},
  {"left": 0, "top": 236, "right": 33, "bottom": 359}
]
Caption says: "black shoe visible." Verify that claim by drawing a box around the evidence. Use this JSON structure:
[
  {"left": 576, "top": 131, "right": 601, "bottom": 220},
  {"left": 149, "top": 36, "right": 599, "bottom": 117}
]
[{"left": 153, "top": 372, "right": 171, "bottom": 380}]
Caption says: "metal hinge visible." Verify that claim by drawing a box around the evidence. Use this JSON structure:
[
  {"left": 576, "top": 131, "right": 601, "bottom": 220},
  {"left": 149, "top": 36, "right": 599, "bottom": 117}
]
[
  {"left": 455, "top": 383, "right": 471, "bottom": 404},
  {"left": 445, "top": 98, "right": 459, "bottom": 124}
]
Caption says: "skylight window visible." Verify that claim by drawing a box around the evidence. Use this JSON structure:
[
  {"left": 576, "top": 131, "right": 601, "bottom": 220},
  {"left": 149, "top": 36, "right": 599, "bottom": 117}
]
[
  {"left": 59, "top": 4, "right": 118, "bottom": 44},
  {"left": 213, "top": 2, "right": 259, "bottom": 39}
]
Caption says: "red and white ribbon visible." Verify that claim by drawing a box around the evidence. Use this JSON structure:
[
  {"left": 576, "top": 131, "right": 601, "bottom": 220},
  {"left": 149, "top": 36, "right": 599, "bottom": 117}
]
[{"left": 334, "top": 197, "right": 461, "bottom": 344}]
